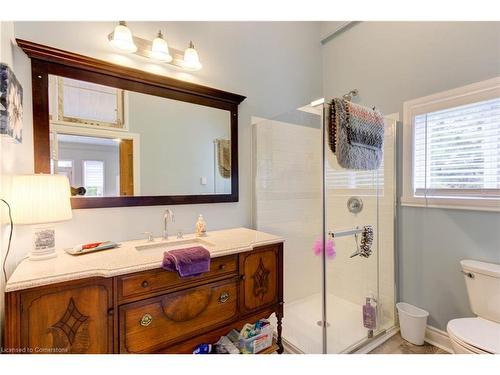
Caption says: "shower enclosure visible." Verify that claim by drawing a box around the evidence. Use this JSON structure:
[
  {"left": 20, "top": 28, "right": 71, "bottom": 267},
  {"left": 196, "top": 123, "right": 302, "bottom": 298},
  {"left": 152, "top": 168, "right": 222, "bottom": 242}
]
[{"left": 253, "top": 100, "right": 397, "bottom": 353}]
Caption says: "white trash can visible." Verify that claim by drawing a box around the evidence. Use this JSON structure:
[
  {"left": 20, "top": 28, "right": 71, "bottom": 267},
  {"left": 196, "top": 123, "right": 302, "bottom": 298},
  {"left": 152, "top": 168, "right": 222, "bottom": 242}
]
[{"left": 396, "top": 302, "right": 429, "bottom": 345}]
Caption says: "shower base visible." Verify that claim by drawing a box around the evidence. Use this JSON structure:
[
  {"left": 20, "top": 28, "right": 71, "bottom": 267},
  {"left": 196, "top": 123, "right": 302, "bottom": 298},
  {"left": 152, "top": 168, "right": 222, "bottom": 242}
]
[{"left": 279, "top": 292, "right": 372, "bottom": 353}]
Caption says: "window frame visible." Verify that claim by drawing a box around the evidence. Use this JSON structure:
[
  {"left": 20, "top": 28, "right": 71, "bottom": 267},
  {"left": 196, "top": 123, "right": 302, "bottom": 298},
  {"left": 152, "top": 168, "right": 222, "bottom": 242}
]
[
  {"left": 402, "top": 77, "right": 500, "bottom": 212},
  {"left": 50, "top": 76, "right": 126, "bottom": 130}
]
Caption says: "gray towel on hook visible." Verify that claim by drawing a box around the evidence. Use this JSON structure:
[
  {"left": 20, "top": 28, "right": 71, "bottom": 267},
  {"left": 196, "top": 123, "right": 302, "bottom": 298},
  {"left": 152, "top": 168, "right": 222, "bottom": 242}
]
[{"left": 329, "top": 98, "right": 384, "bottom": 170}]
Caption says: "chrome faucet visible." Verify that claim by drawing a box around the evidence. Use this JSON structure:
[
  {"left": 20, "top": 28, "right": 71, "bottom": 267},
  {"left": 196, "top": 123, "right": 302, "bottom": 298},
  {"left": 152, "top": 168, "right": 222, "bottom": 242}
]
[{"left": 163, "top": 209, "right": 175, "bottom": 240}]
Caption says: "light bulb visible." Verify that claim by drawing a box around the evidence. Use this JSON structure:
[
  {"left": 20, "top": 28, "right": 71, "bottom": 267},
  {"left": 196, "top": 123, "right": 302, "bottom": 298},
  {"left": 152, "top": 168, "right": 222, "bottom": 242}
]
[
  {"left": 109, "top": 21, "right": 137, "bottom": 53},
  {"left": 182, "top": 41, "right": 202, "bottom": 71},
  {"left": 151, "top": 31, "right": 172, "bottom": 62}
]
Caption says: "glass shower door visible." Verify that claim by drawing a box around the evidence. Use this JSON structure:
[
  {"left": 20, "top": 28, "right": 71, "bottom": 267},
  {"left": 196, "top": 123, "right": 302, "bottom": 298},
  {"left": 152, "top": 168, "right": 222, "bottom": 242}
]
[{"left": 323, "top": 114, "right": 396, "bottom": 353}]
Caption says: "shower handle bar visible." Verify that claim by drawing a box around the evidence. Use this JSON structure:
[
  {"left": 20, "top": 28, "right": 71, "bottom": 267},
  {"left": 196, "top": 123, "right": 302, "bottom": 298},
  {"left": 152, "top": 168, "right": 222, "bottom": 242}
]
[{"left": 328, "top": 227, "right": 363, "bottom": 238}]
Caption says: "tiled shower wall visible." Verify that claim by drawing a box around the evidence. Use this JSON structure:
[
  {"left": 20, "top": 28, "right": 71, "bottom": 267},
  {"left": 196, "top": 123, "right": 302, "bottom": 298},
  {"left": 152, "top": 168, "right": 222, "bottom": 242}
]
[{"left": 253, "top": 117, "right": 323, "bottom": 305}]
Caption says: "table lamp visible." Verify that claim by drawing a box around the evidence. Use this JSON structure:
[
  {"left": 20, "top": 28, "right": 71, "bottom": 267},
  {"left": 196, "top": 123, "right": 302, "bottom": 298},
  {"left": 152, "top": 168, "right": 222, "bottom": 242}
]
[{"left": 10, "top": 174, "right": 72, "bottom": 260}]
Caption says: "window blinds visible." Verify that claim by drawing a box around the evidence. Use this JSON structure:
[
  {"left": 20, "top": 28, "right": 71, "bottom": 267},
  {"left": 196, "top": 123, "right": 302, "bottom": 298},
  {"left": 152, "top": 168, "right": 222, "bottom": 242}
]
[
  {"left": 413, "top": 97, "right": 500, "bottom": 198},
  {"left": 83, "top": 160, "right": 105, "bottom": 197},
  {"left": 61, "top": 77, "right": 119, "bottom": 124}
]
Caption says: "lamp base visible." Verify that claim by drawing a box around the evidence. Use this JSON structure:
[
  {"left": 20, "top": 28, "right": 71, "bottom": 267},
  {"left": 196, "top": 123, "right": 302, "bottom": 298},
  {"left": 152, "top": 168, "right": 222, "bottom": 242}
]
[
  {"left": 29, "top": 249, "right": 57, "bottom": 261},
  {"left": 29, "top": 226, "right": 58, "bottom": 261}
]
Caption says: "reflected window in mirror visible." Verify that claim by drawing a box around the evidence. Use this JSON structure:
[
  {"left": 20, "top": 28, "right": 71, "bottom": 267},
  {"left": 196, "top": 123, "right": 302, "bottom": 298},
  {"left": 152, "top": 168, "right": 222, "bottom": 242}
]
[
  {"left": 48, "top": 75, "right": 232, "bottom": 198},
  {"left": 49, "top": 76, "right": 124, "bottom": 129}
]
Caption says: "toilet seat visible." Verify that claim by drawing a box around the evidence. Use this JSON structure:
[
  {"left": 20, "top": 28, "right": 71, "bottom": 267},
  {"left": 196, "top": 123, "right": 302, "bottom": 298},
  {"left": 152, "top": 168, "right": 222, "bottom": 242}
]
[
  {"left": 447, "top": 317, "right": 500, "bottom": 354},
  {"left": 448, "top": 330, "right": 489, "bottom": 354}
]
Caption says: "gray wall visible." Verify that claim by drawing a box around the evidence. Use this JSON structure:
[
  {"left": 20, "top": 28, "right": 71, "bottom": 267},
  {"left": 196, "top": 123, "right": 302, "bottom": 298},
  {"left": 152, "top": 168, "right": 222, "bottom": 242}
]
[
  {"left": 127, "top": 91, "right": 231, "bottom": 196},
  {"left": 322, "top": 21, "right": 500, "bottom": 330}
]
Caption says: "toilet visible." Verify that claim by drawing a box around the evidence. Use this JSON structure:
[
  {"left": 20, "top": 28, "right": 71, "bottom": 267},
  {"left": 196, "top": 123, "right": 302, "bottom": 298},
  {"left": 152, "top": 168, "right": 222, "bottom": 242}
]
[{"left": 447, "top": 260, "right": 500, "bottom": 354}]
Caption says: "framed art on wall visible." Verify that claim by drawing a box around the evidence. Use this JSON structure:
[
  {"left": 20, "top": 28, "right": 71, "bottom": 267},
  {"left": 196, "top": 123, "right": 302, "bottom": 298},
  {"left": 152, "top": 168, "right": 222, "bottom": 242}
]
[{"left": 0, "top": 63, "right": 23, "bottom": 143}]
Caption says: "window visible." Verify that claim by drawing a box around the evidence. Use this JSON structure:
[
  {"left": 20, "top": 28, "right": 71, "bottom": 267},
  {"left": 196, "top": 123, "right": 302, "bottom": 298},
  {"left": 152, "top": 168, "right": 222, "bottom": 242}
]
[
  {"left": 49, "top": 76, "right": 124, "bottom": 129},
  {"left": 56, "top": 160, "right": 74, "bottom": 185},
  {"left": 83, "top": 160, "right": 105, "bottom": 197},
  {"left": 402, "top": 77, "right": 500, "bottom": 211}
]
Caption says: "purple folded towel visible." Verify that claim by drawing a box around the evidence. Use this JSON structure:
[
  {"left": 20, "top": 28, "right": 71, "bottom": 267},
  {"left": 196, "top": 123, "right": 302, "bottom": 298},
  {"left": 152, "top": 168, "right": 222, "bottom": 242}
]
[{"left": 162, "top": 246, "right": 211, "bottom": 277}]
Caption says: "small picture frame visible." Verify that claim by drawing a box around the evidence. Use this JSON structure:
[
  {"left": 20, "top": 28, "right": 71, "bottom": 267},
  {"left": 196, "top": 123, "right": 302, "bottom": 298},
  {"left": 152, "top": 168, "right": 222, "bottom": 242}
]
[{"left": 0, "top": 63, "right": 23, "bottom": 143}]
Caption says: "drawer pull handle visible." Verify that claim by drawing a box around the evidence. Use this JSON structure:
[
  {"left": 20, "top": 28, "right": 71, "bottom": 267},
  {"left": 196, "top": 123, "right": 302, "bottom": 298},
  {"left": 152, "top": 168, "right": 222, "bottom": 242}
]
[
  {"left": 219, "top": 264, "right": 226, "bottom": 270},
  {"left": 219, "top": 292, "right": 230, "bottom": 303},
  {"left": 140, "top": 313, "right": 153, "bottom": 327},
  {"left": 141, "top": 280, "right": 149, "bottom": 288}
]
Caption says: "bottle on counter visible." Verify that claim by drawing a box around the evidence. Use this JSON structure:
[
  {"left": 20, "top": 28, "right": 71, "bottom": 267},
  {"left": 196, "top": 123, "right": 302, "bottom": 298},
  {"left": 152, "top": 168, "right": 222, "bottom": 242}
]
[{"left": 195, "top": 214, "right": 207, "bottom": 237}]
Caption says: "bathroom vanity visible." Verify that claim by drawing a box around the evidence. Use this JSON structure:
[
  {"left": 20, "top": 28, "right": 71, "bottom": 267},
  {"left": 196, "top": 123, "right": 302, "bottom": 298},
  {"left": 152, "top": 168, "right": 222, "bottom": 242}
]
[{"left": 3, "top": 228, "right": 284, "bottom": 354}]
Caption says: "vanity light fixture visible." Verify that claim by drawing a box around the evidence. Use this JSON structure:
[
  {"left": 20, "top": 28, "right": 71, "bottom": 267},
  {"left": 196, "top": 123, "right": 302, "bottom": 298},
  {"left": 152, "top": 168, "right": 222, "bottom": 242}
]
[
  {"left": 109, "top": 21, "right": 137, "bottom": 53},
  {"left": 151, "top": 30, "right": 173, "bottom": 62},
  {"left": 182, "top": 41, "right": 202, "bottom": 71},
  {"left": 107, "top": 23, "right": 202, "bottom": 71}
]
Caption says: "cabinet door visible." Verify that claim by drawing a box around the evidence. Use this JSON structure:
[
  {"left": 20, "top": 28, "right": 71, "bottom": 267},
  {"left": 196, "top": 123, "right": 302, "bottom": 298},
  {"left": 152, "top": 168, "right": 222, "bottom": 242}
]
[
  {"left": 240, "top": 246, "right": 279, "bottom": 313},
  {"left": 20, "top": 278, "right": 113, "bottom": 354}
]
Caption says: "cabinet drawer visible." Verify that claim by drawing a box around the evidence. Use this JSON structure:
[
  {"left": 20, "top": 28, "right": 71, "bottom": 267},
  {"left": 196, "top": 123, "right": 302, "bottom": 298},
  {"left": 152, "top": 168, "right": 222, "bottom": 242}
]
[
  {"left": 120, "top": 278, "right": 238, "bottom": 353},
  {"left": 117, "top": 255, "right": 237, "bottom": 301}
]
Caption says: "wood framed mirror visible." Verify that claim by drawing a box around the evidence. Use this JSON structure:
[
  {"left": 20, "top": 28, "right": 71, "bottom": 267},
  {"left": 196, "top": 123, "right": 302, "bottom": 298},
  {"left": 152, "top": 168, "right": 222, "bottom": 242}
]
[{"left": 17, "top": 39, "right": 245, "bottom": 209}]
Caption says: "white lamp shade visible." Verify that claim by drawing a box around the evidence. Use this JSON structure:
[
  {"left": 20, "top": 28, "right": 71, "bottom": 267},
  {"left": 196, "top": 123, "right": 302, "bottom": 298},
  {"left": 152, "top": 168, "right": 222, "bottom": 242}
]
[
  {"left": 183, "top": 41, "right": 202, "bottom": 71},
  {"left": 151, "top": 32, "right": 172, "bottom": 62},
  {"left": 110, "top": 22, "right": 137, "bottom": 53},
  {"left": 11, "top": 174, "right": 73, "bottom": 225}
]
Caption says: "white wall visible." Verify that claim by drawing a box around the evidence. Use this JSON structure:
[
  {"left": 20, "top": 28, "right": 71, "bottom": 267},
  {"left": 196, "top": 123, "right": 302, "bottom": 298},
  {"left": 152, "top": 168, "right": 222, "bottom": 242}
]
[
  {"left": 322, "top": 21, "right": 500, "bottom": 330},
  {"left": 0, "top": 22, "right": 322, "bottom": 340}
]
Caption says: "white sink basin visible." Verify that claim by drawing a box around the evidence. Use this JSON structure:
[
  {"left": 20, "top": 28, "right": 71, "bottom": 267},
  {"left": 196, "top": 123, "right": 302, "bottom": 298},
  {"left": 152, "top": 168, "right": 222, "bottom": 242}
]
[{"left": 135, "top": 237, "right": 214, "bottom": 251}]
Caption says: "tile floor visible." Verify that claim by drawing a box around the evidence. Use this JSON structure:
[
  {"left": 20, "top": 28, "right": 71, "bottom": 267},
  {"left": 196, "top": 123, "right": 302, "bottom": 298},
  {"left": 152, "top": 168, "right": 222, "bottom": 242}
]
[{"left": 369, "top": 333, "right": 449, "bottom": 354}]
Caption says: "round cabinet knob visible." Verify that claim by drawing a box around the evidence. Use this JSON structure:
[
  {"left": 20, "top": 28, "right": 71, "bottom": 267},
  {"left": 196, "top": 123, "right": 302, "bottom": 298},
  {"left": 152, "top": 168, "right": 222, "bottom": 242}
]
[
  {"left": 219, "top": 292, "right": 230, "bottom": 303},
  {"left": 219, "top": 264, "right": 226, "bottom": 270},
  {"left": 141, "top": 280, "right": 149, "bottom": 288},
  {"left": 140, "top": 313, "right": 153, "bottom": 327}
]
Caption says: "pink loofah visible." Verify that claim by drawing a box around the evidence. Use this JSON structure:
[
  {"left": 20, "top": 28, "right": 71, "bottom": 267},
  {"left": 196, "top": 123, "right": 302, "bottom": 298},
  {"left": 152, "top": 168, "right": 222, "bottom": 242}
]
[{"left": 313, "top": 238, "right": 336, "bottom": 259}]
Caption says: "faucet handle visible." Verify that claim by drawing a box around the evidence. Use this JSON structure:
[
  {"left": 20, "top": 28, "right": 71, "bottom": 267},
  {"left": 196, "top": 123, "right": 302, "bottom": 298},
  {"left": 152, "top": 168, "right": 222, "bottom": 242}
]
[
  {"left": 143, "top": 232, "right": 154, "bottom": 242},
  {"left": 176, "top": 230, "right": 184, "bottom": 239}
]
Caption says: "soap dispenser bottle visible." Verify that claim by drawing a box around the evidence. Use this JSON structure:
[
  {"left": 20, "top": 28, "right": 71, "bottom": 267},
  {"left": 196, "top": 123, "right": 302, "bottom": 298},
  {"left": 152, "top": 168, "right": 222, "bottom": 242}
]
[
  {"left": 195, "top": 214, "right": 207, "bottom": 237},
  {"left": 363, "top": 296, "right": 377, "bottom": 330}
]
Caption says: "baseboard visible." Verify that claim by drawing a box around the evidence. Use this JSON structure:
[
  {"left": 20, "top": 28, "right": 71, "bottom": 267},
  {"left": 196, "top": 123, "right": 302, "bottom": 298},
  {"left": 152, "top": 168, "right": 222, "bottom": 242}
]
[{"left": 425, "top": 325, "right": 453, "bottom": 353}]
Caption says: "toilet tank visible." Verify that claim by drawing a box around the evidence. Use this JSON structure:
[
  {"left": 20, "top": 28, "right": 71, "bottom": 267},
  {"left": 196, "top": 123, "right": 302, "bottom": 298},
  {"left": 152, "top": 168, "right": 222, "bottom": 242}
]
[{"left": 461, "top": 260, "right": 500, "bottom": 323}]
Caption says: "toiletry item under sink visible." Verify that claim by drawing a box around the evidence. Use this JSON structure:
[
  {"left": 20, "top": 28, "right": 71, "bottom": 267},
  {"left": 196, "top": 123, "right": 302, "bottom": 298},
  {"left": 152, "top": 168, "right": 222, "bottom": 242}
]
[{"left": 65, "top": 241, "right": 120, "bottom": 255}]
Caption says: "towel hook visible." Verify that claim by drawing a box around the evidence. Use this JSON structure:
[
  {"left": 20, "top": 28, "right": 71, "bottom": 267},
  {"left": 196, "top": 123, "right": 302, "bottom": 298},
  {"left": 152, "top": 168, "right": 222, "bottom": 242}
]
[{"left": 342, "top": 89, "right": 359, "bottom": 102}]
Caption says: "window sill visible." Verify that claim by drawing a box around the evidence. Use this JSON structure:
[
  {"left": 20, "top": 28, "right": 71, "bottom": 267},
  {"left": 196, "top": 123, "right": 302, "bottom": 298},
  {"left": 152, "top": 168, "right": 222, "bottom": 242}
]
[{"left": 400, "top": 197, "right": 500, "bottom": 212}]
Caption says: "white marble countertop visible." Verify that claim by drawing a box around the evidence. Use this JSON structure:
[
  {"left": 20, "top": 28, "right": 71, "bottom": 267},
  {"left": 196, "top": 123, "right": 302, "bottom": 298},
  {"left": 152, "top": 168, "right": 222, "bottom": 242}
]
[{"left": 6, "top": 227, "right": 283, "bottom": 292}]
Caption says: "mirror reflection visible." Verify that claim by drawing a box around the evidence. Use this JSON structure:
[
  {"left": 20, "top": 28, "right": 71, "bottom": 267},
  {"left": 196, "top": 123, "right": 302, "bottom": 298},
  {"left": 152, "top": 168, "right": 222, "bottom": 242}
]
[{"left": 48, "top": 75, "right": 232, "bottom": 197}]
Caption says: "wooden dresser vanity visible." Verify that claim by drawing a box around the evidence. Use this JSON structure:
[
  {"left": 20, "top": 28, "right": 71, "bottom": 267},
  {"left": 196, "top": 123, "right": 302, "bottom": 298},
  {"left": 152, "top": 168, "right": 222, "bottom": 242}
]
[{"left": 3, "top": 228, "right": 284, "bottom": 354}]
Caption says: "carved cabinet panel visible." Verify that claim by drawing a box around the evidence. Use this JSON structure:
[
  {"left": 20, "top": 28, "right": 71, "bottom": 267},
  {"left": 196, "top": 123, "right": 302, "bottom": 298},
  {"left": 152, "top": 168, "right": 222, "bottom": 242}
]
[
  {"left": 240, "top": 246, "right": 279, "bottom": 313},
  {"left": 18, "top": 279, "right": 113, "bottom": 354}
]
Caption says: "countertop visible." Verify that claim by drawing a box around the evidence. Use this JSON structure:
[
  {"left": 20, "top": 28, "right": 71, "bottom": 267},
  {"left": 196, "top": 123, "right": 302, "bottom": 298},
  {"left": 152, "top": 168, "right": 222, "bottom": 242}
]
[{"left": 6, "top": 227, "right": 284, "bottom": 292}]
